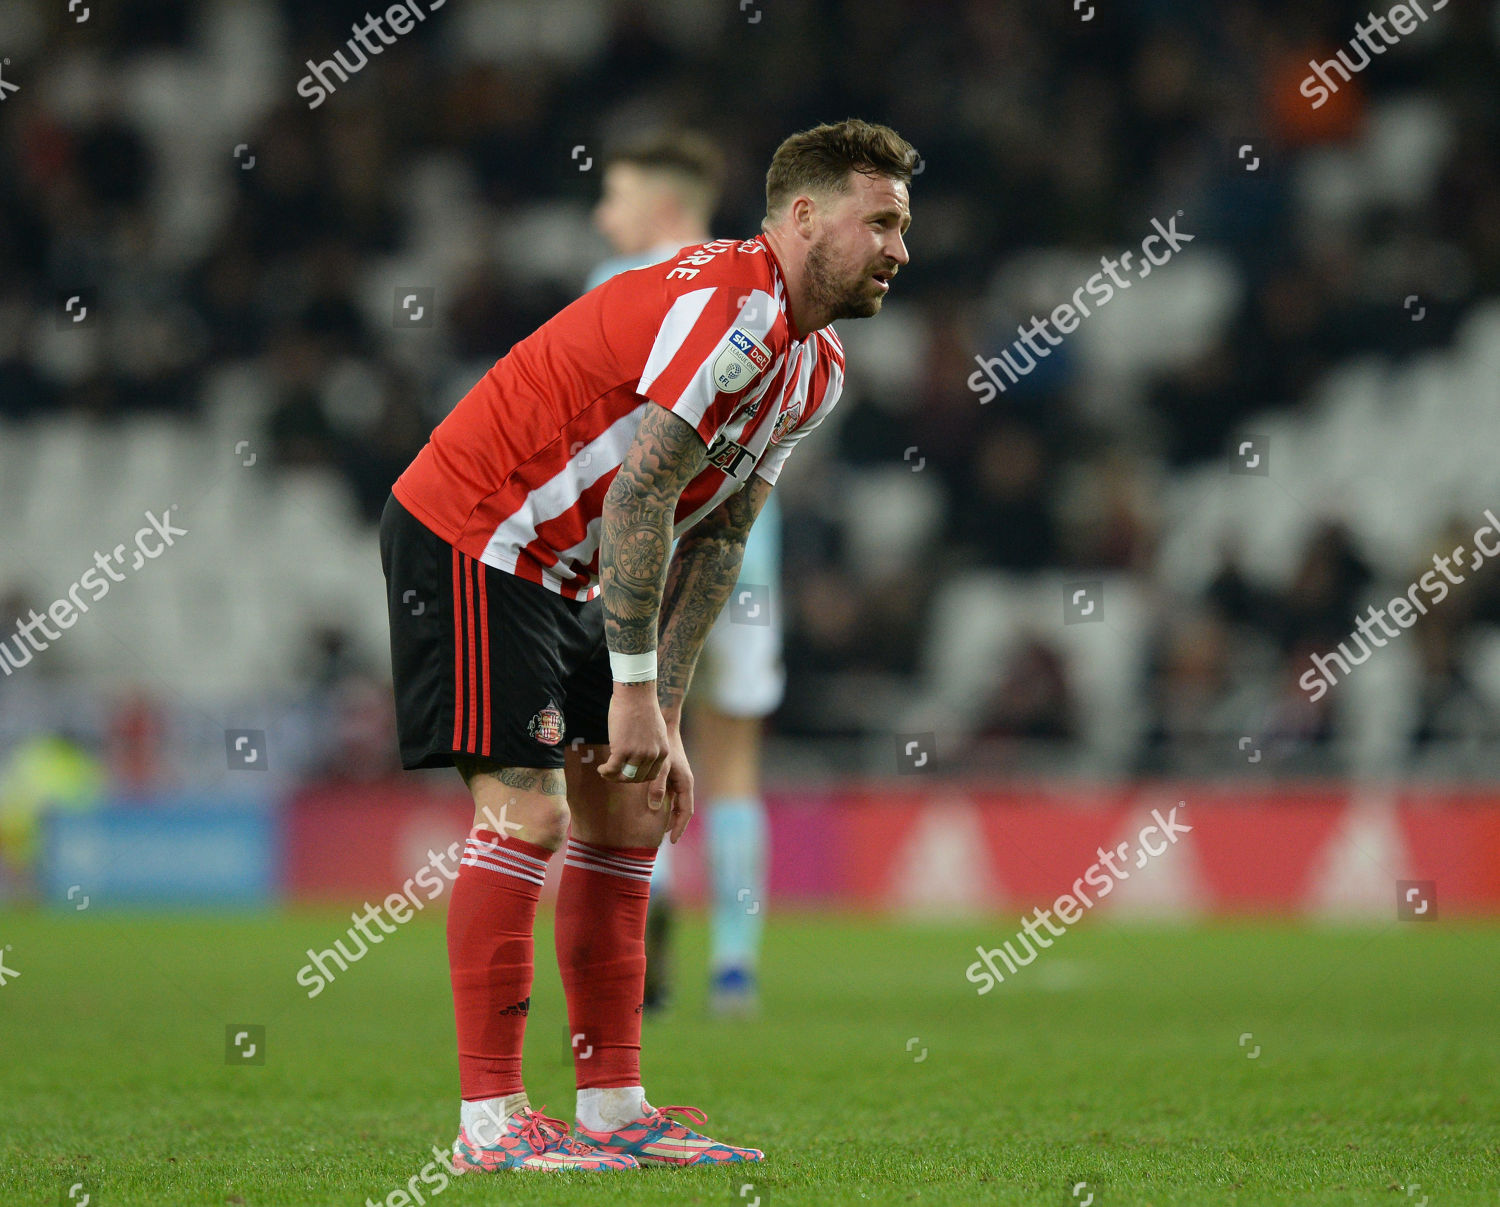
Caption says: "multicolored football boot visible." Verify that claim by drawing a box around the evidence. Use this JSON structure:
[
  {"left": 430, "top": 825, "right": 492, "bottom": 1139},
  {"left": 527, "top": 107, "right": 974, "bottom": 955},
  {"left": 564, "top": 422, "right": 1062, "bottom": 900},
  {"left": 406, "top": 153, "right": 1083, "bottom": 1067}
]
[
  {"left": 574, "top": 1103, "right": 764, "bottom": 1166},
  {"left": 451, "top": 1106, "right": 639, "bottom": 1172}
]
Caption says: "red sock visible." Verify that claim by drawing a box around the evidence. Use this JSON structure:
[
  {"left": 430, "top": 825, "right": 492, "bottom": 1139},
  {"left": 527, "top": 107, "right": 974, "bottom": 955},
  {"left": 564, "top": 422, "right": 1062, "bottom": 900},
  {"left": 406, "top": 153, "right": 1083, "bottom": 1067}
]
[
  {"left": 554, "top": 836, "right": 656, "bottom": 1089},
  {"left": 447, "top": 829, "right": 553, "bottom": 1101}
]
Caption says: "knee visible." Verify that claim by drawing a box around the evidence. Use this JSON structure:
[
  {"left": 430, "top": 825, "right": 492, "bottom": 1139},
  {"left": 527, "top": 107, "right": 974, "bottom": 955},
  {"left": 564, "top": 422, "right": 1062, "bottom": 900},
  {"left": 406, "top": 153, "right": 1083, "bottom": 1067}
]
[
  {"left": 528, "top": 799, "right": 572, "bottom": 850},
  {"left": 469, "top": 790, "right": 571, "bottom": 852},
  {"left": 460, "top": 757, "right": 572, "bottom": 851},
  {"left": 567, "top": 787, "right": 670, "bottom": 850},
  {"left": 479, "top": 796, "right": 569, "bottom": 851},
  {"left": 617, "top": 817, "right": 667, "bottom": 850},
  {"left": 607, "top": 795, "right": 672, "bottom": 849}
]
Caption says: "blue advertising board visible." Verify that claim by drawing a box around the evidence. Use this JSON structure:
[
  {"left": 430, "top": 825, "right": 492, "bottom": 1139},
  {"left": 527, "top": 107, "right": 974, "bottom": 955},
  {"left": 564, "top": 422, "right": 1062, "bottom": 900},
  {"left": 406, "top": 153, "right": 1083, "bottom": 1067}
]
[{"left": 39, "top": 800, "right": 278, "bottom": 907}]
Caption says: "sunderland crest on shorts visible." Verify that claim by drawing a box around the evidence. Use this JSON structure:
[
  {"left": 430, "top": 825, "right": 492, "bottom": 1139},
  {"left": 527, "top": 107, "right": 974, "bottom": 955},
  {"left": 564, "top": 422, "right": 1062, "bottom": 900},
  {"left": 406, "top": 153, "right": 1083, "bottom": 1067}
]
[
  {"left": 712, "top": 328, "right": 772, "bottom": 393},
  {"left": 528, "top": 700, "right": 565, "bottom": 745}
]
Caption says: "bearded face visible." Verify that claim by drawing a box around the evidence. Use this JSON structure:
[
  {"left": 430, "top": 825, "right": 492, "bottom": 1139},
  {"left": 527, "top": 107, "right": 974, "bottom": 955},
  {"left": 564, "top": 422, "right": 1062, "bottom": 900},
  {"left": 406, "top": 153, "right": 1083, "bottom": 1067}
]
[{"left": 803, "top": 230, "right": 896, "bottom": 321}]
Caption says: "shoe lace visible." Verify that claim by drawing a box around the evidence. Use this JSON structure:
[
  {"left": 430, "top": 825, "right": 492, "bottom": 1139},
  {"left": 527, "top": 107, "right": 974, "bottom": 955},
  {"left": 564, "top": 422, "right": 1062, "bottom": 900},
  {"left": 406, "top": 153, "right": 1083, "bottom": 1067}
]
[
  {"left": 645, "top": 1103, "right": 708, "bottom": 1134},
  {"left": 517, "top": 1107, "right": 595, "bottom": 1155}
]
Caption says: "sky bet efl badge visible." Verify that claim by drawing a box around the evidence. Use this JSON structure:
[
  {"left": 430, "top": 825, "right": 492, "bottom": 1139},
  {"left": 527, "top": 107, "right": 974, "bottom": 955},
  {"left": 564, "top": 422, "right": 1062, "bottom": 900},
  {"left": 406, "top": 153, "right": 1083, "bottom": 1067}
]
[{"left": 712, "top": 328, "right": 771, "bottom": 393}]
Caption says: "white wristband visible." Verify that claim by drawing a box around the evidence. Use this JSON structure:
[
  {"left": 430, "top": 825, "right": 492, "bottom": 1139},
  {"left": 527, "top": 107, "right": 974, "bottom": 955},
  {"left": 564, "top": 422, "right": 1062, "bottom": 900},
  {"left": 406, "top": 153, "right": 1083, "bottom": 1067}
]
[{"left": 610, "top": 650, "right": 657, "bottom": 683}]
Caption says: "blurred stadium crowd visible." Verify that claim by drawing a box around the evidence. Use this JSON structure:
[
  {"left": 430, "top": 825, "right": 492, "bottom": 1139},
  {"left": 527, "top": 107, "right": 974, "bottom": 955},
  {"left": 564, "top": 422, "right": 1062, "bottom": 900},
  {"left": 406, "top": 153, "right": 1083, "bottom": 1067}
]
[{"left": 3, "top": 0, "right": 1500, "bottom": 810}]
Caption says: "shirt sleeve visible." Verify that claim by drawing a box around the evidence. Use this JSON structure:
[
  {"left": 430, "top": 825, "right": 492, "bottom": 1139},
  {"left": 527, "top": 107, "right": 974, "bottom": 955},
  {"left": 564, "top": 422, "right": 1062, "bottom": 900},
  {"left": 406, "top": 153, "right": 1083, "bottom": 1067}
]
[
  {"left": 754, "top": 345, "right": 845, "bottom": 485},
  {"left": 637, "top": 286, "right": 779, "bottom": 446}
]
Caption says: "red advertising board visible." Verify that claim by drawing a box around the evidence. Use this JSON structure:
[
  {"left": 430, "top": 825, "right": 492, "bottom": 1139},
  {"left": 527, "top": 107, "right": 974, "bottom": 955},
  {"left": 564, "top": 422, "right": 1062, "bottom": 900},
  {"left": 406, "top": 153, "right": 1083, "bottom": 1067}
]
[{"left": 282, "top": 780, "right": 1500, "bottom": 916}]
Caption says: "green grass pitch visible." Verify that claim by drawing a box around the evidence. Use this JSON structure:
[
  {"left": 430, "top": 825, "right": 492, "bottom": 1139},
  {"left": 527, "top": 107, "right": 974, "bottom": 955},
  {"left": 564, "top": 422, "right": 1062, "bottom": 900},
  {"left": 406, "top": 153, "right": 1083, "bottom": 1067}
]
[{"left": 2, "top": 909, "right": 1497, "bottom": 1205}]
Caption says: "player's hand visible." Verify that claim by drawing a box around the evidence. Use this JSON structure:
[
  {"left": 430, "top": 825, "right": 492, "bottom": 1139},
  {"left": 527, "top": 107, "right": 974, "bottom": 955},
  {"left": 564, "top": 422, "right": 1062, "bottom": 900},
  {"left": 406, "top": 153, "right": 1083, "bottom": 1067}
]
[
  {"left": 598, "top": 683, "right": 670, "bottom": 785},
  {"left": 650, "top": 720, "right": 695, "bottom": 843}
]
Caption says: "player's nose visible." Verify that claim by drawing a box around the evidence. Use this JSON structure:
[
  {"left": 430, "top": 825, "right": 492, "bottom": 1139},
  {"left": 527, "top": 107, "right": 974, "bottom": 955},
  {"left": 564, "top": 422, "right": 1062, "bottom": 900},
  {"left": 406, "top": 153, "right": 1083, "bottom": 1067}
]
[{"left": 885, "top": 230, "right": 910, "bottom": 267}]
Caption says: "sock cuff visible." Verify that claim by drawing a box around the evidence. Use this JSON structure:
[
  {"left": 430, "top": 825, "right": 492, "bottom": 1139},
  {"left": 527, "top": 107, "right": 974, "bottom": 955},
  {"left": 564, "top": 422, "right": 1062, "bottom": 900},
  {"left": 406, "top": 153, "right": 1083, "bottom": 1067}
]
[
  {"left": 461, "top": 831, "right": 553, "bottom": 887},
  {"left": 470, "top": 829, "right": 554, "bottom": 861},
  {"left": 563, "top": 837, "right": 656, "bottom": 883}
]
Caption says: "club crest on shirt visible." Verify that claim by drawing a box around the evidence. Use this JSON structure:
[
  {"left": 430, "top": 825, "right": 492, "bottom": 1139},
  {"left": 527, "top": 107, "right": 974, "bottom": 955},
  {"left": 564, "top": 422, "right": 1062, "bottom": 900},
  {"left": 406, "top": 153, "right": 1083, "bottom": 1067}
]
[
  {"left": 771, "top": 400, "right": 803, "bottom": 444},
  {"left": 712, "top": 327, "right": 772, "bottom": 393},
  {"left": 528, "top": 700, "right": 565, "bottom": 745}
]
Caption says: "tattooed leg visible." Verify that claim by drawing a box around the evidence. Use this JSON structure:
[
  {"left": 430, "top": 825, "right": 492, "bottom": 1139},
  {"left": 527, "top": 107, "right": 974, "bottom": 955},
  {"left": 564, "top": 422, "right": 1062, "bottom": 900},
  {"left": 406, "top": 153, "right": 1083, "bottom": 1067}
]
[{"left": 456, "top": 756, "right": 571, "bottom": 850}]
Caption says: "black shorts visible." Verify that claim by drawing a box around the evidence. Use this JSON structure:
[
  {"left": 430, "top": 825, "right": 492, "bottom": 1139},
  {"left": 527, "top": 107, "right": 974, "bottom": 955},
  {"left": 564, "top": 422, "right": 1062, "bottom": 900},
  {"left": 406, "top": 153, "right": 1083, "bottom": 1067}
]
[{"left": 378, "top": 493, "right": 612, "bottom": 770}]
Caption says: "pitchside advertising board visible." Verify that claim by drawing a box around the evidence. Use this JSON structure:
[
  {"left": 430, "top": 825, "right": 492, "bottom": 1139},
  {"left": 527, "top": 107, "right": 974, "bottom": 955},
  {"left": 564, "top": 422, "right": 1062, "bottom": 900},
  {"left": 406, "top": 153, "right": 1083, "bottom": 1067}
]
[
  {"left": 35, "top": 783, "right": 1500, "bottom": 913},
  {"left": 278, "top": 781, "right": 1500, "bottom": 915},
  {"left": 39, "top": 796, "right": 279, "bottom": 906}
]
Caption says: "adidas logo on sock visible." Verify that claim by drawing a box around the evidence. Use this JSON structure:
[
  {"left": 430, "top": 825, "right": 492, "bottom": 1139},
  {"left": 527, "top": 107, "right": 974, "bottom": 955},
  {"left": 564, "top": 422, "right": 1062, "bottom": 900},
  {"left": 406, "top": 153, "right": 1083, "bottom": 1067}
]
[{"left": 498, "top": 996, "right": 531, "bottom": 1016}]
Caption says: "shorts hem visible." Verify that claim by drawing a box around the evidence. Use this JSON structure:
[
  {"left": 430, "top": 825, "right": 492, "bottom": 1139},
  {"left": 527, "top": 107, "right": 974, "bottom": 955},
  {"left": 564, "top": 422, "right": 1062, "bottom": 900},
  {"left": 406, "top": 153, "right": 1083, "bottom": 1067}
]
[{"left": 402, "top": 746, "right": 567, "bottom": 772}]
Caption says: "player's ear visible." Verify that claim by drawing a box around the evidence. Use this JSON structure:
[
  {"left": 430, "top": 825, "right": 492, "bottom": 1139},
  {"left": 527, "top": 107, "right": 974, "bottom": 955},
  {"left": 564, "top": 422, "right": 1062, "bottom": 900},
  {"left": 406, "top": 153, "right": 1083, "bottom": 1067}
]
[{"left": 791, "top": 194, "right": 818, "bottom": 239}]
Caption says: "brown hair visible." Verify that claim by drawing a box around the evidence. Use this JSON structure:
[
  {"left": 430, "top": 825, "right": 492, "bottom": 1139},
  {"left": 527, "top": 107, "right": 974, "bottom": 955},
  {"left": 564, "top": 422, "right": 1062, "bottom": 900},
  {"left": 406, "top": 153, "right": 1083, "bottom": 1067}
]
[
  {"left": 764, "top": 119, "right": 917, "bottom": 219},
  {"left": 604, "top": 130, "right": 727, "bottom": 217}
]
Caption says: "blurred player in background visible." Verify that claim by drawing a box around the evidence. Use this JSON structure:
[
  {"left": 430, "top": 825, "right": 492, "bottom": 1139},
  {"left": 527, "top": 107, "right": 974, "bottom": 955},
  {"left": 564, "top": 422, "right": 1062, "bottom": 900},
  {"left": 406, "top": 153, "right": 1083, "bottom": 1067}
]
[
  {"left": 382, "top": 119, "right": 915, "bottom": 1171},
  {"left": 0, "top": 726, "right": 104, "bottom": 901},
  {"left": 588, "top": 132, "right": 784, "bottom": 1017}
]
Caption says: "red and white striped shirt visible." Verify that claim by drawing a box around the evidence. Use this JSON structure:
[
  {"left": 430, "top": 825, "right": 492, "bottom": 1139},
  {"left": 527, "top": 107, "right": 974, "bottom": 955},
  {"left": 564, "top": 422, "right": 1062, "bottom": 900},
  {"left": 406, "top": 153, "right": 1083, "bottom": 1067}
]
[{"left": 393, "top": 235, "right": 845, "bottom": 600}]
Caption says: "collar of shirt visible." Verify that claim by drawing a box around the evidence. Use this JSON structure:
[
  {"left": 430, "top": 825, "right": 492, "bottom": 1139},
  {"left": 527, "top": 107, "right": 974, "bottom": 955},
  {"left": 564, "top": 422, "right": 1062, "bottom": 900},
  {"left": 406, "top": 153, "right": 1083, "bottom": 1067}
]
[{"left": 757, "top": 236, "right": 804, "bottom": 344}]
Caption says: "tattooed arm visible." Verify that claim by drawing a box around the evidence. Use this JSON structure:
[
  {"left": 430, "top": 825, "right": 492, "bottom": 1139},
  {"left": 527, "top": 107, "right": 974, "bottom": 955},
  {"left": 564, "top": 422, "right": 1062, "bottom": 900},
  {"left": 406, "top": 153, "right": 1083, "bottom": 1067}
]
[
  {"left": 599, "top": 403, "right": 708, "bottom": 660},
  {"left": 595, "top": 403, "right": 707, "bottom": 792},
  {"left": 656, "top": 474, "right": 773, "bottom": 722}
]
